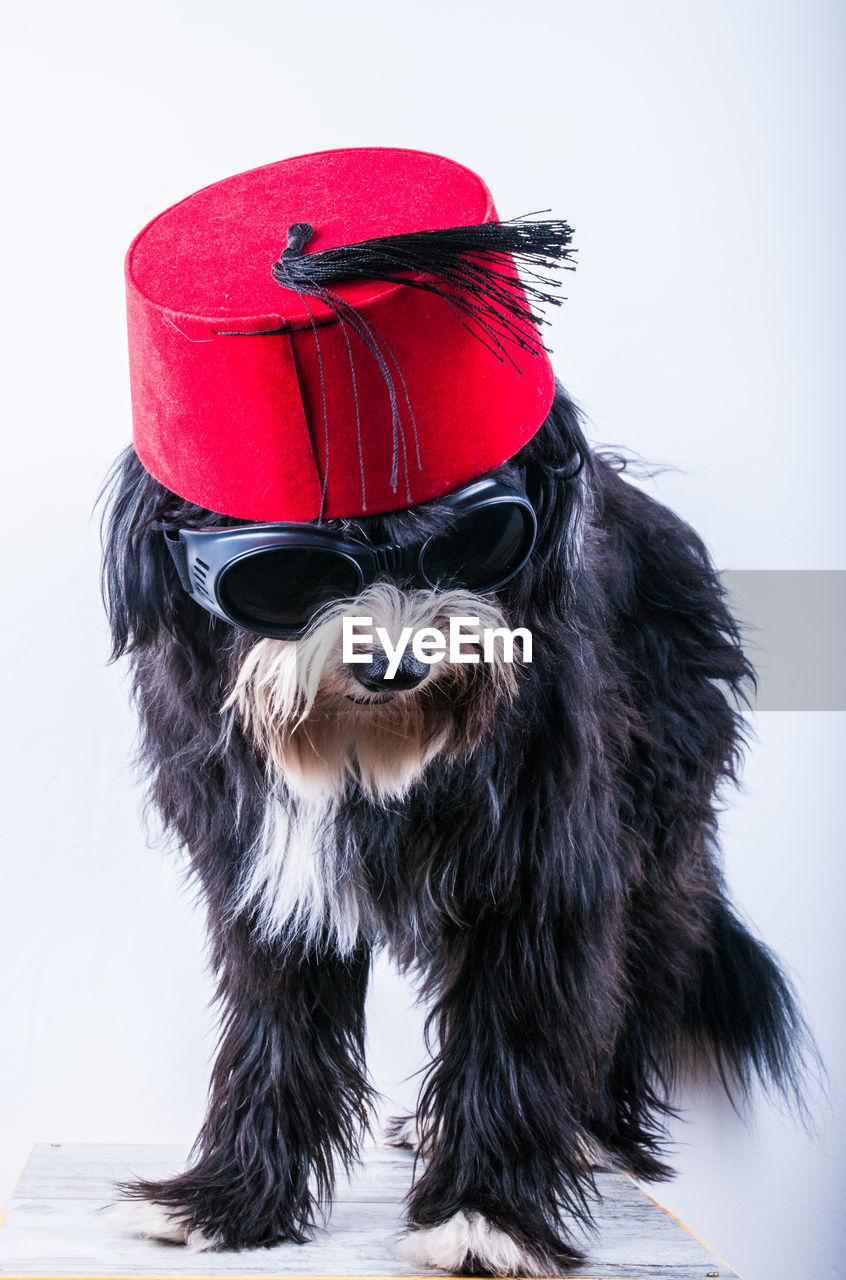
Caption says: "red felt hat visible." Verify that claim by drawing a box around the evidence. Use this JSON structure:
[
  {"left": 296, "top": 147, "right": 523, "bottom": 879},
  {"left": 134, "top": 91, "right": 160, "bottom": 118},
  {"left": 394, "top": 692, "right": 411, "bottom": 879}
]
[{"left": 126, "top": 147, "right": 571, "bottom": 522}]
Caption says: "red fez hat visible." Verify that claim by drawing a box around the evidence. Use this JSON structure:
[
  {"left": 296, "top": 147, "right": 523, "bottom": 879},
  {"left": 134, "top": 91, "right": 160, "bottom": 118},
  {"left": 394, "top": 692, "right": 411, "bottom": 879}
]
[{"left": 126, "top": 147, "right": 573, "bottom": 521}]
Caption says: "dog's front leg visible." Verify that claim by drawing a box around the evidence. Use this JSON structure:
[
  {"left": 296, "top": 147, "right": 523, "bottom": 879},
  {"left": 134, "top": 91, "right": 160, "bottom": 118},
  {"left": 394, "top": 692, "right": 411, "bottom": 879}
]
[
  {"left": 400, "top": 915, "right": 607, "bottom": 1276},
  {"left": 119, "top": 931, "right": 372, "bottom": 1250}
]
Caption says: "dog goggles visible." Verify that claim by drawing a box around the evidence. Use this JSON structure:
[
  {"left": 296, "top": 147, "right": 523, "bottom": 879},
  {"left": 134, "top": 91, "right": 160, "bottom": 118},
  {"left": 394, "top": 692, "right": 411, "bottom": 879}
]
[{"left": 162, "top": 476, "right": 537, "bottom": 639}]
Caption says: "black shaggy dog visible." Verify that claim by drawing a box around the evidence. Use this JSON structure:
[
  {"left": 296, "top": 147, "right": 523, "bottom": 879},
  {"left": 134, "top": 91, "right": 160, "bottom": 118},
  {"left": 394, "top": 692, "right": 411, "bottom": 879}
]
[{"left": 103, "top": 383, "right": 806, "bottom": 1272}]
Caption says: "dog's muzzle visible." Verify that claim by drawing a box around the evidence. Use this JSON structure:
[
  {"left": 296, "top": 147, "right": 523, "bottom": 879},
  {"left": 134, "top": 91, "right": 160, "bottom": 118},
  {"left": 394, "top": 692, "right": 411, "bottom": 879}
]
[{"left": 225, "top": 583, "right": 520, "bottom": 800}]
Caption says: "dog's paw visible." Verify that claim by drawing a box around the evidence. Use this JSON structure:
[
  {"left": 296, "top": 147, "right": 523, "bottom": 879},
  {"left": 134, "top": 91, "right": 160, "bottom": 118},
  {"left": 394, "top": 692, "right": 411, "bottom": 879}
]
[
  {"left": 399, "top": 1212, "right": 550, "bottom": 1276},
  {"left": 385, "top": 1113, "right": 437, "bottom": 1156},
  {"left": 385, "top": 1113, "right": 421, "bottom": 1150},
  {"left": 111, "top": 1198, "right": 221, "bottom": 1251},
  {"left": 574, "top": 1130, "right": 617, "bottom": 1172}
]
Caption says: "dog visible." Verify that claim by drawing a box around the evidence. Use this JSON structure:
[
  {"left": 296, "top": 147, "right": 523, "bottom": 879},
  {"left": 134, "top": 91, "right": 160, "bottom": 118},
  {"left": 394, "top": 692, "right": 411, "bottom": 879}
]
[{"left": 102, "top": 380, "right": 806, "bottom": 1272}]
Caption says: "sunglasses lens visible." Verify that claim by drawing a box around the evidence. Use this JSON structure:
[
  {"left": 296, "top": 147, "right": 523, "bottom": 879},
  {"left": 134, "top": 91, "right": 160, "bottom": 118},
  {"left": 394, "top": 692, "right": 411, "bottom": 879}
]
[
  {"left": 420, "top": 502, "right": 534, "bottom": 591},
  {"left": 218, "top": 548, "right": 361, "bottom": 633}
]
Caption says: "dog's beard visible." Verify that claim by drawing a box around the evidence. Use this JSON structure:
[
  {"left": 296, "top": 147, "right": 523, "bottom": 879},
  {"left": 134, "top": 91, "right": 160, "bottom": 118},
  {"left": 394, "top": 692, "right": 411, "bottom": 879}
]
[{"left": 225, "top": 584, "right": 518, "bottom": 803}]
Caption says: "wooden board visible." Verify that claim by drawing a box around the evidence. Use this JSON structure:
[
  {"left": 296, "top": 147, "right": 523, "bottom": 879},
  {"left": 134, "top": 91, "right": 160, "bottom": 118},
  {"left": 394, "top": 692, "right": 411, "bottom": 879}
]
[{"left": 0, "top": 1144, "right": 737, "bottom": 1279}]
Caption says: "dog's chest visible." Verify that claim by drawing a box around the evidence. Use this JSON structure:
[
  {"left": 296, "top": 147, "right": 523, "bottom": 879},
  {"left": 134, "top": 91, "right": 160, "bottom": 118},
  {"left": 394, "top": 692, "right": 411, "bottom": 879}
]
[
  {"left": 235, "top": 794, "right": 360, "bottom": 953},
  {"left": 236, "top": 780, "right": 465, "bottom": 959}
]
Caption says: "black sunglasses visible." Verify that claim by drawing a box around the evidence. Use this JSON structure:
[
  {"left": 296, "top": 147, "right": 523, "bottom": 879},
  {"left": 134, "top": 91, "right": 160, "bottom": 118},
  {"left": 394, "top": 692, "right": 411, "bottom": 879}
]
[{"left": 162, "top": 475, "right": 536, "bottom": 639}]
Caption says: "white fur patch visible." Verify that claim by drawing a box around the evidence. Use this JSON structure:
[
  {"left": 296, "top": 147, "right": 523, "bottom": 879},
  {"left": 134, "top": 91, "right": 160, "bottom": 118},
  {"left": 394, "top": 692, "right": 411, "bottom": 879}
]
[
  {"left": 236, "top": 791, "right": 366, "bottom": 954},
  {"left": 111, "top": 1198, "right": 219, "bottom": 1251},
  {"left": 399, "top": 1212, "right": 548, "bottom": 1276}
]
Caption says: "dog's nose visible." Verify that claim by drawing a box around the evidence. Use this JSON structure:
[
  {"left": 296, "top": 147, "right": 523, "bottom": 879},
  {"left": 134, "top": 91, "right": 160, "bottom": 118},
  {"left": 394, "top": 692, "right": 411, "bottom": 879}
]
[{"left": 351, "top": 650, "right": 429, "bottom": 692}]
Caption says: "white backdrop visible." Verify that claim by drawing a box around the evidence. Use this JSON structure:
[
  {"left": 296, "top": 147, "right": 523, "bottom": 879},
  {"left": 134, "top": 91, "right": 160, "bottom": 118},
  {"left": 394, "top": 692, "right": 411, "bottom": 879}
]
[{"left": 1, "top": 3, "right": 844, "bottom": 1277}]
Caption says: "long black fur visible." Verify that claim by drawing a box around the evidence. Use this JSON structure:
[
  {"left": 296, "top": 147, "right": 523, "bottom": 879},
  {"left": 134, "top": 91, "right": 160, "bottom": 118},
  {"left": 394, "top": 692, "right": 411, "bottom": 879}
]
[{"left": 101, "top": 383, "right": 808, "bottom": 1265}]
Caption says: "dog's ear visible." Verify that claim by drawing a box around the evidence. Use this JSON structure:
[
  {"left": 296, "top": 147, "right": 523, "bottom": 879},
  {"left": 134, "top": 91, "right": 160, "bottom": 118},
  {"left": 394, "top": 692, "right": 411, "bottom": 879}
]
[
  {"left": 100, "top": 447, "right": 187, "bottom": 659},
  {"left": 521, "top": 383, "right": 591, "bottom": 605}
]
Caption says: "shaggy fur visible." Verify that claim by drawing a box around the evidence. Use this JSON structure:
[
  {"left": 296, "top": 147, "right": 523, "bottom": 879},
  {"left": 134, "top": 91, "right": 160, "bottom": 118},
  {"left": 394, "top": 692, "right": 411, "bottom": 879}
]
[{"left": 102, "top": 383, "right": 807, "bottom": 1271}]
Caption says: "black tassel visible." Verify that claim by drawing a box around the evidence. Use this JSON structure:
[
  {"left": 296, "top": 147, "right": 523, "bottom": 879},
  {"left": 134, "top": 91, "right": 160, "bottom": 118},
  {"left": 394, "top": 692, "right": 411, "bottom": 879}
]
[
  {"left": 271, "top": 214, "right": 575, "bottom": 364},
  {"left": 265, "top": 215, "right": 575, "bottom": 514}
]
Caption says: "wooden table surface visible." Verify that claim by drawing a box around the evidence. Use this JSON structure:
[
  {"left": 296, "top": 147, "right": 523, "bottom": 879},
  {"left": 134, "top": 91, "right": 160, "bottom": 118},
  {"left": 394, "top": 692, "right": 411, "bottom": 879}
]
[{"left": 0, "top": 1144, "right": 737, "bottom": 1280}]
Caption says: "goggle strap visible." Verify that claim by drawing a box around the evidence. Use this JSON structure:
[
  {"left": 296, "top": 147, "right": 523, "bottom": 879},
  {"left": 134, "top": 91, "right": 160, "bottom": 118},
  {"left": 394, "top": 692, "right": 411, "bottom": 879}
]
[{"left": 162, "top": 529, "right": 192, "bottom": 593}]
